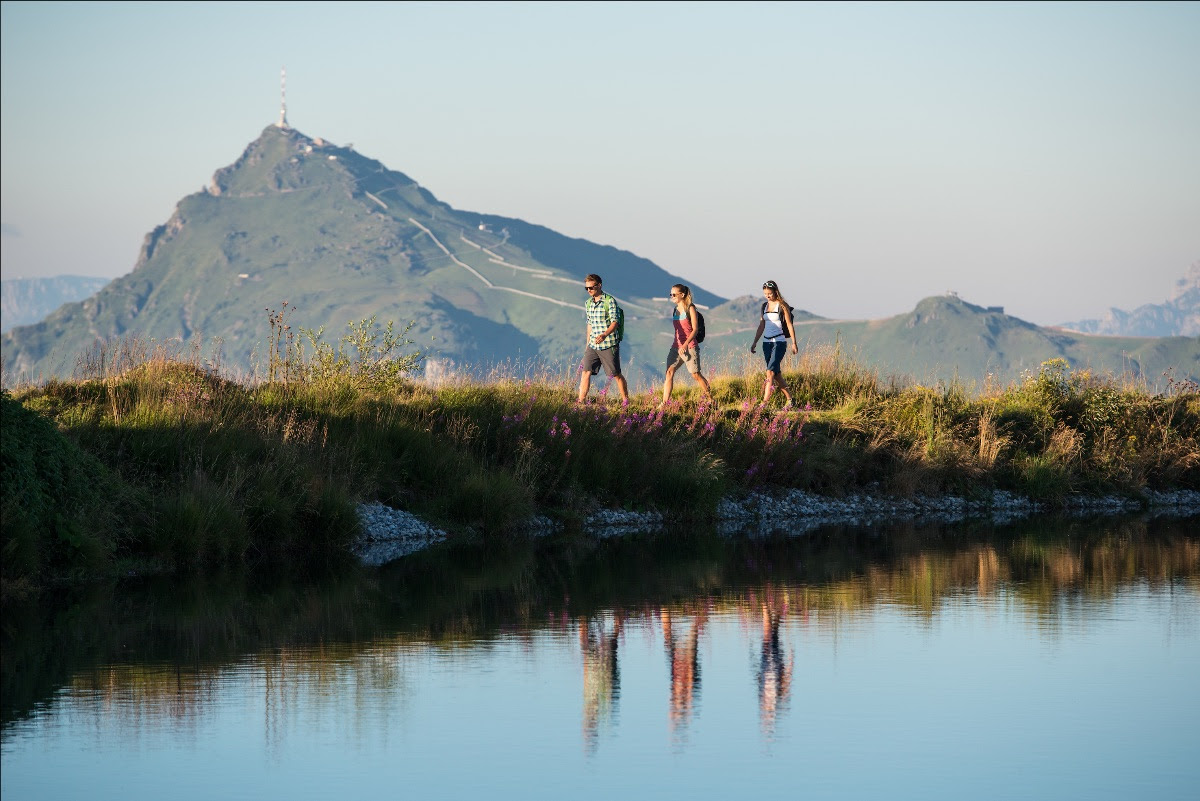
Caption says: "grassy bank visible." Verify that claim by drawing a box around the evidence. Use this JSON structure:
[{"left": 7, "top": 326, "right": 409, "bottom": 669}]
[{"left": 3, "top": 339, "right": 1197, "bottom": 594}]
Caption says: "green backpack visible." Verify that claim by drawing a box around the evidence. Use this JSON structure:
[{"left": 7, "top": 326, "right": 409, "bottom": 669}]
[{"left": 606, "top": 294, "right": 625, "bottom": 343}]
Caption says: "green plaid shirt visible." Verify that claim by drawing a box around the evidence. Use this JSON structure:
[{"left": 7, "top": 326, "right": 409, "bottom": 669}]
[{"left": 584, "top": 293, "right": 619, "bottom": 351}]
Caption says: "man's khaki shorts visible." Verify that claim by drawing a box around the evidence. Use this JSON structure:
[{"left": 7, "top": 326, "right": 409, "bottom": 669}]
[{"left": 666, "top": 345, "right": 702, "bottom": 374}]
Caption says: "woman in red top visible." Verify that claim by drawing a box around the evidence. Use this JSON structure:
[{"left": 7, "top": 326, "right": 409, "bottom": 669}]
[{"left": 659, "top": 284, "right": 713, "bottom": 408}]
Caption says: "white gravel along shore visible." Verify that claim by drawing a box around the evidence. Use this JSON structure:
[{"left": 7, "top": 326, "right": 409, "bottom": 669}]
[
  {"left": 353, "top": 501, "right": 447, "bottom": 566},
  {"left": 354, "top": 489, "right": 1200, "bottom": 566}
]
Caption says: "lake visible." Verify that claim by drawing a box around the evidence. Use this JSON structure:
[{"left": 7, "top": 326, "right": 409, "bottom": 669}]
[{"left": 3, "top": 515, "right": 1198, "bottom": 800}]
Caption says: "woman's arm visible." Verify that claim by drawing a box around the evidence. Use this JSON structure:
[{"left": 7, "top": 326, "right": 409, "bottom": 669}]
[{"left": 750, "top": 318, "right": 765, "bottom": 352}]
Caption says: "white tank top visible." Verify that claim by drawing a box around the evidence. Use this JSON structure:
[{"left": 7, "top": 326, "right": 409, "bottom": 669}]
[{"left": 762, "top": 307, "right": 786, "bottom": 340}]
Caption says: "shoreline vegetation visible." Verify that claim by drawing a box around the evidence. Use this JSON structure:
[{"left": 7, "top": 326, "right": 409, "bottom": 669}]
[{"left": 2, "top": 316, "right": 1198, "bottom": 598}]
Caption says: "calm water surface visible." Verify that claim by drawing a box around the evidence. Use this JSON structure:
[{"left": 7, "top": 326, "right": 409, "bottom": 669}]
[{"left": 3, "top": 517, "right": 1198, "bottom": 800}]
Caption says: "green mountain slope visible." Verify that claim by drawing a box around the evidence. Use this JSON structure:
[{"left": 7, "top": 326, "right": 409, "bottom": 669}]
[
  {"left": 1, "top": 125, "right": 720, "bottom": 387},
  {"left": 701, "top": 294, "right": 1200, "bottom": 388},
  {"left": 3, "top": 124, "right": 1195, "bottom": 392}
]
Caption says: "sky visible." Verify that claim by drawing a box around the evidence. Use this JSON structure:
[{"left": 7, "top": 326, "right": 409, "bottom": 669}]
[{"left": 2, "top": 1, "right": 1197, "bottom": 325}]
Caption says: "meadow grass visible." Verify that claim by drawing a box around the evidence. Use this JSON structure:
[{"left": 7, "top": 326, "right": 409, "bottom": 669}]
[{"left": 3, "top": 329, "right": 1197, "bottom": 594}]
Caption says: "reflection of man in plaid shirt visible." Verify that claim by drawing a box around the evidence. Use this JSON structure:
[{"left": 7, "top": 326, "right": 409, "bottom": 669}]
[{"left": 578, "top": 273, "right": 630, "bottom": 403}]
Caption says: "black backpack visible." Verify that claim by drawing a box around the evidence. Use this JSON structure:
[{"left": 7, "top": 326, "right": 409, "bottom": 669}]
[
  {"left": 693, "top": 309, "right": 706, "bottom": 344},
  {"left": 761, "top": 301, "right": 795, "bottom": 338}
]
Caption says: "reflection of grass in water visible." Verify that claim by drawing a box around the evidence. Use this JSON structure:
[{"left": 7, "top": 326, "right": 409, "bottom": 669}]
[{"left": 4, "top": 518, "right": 1197, "bottom": 732}]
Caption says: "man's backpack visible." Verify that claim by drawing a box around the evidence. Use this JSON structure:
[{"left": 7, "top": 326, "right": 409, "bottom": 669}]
[
  {"left": 607, "top": 294, "right": 624, "bottom": 344},
  {"left": 761, "top": 301, "right": 795, "bottom": 338},
  {"left": 693, "top": 309, "right": 706, "bottom": 344}
]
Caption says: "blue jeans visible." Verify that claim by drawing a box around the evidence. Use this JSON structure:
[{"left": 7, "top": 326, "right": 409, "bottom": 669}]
[{"left": 762, "top": 340, "right": 787, "bottom": 373}]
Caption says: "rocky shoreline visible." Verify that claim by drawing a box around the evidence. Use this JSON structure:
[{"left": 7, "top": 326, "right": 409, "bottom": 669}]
[{"left": 353, "top": 488, "right": 1200, "bottom": 566}]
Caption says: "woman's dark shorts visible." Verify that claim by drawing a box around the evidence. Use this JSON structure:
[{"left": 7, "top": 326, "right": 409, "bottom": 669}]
[
  {"left": 581, "top": 345, "right": 622, "bottom": 377},
  {"left": 762, "top": 340, "right": 787, "bottom": 374}
]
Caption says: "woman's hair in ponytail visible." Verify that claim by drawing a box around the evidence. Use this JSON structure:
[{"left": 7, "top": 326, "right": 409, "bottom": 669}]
[{"left": 672, "top": 284, "right": 694, "bottom": 308}]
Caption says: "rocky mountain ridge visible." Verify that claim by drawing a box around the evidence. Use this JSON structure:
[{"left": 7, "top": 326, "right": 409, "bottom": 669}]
[{"left": 1060, "top": 263, "right": 1199, "bottom": 337}]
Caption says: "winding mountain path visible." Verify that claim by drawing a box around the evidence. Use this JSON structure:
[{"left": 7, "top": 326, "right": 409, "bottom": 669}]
[
  {"left": 408, "top": 218, "right": 578, "bottom": 309},
  {"left": 411, "top": 218, "right": 658, "bottom": 314}
]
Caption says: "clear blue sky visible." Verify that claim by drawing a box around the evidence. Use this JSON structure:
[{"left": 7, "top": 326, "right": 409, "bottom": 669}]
[{"left": 2, "top": 1, "right": 1197, "bottom": 324}]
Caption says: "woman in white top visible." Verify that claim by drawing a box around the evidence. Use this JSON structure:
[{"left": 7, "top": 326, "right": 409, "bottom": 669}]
[{"left": 749, "top": 280, "right": 797, "bottom": 408}]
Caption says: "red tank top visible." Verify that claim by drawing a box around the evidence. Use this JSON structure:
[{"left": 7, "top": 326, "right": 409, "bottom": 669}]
[{"left": 672, "top": 308, "right": 693, "bottom": 347}]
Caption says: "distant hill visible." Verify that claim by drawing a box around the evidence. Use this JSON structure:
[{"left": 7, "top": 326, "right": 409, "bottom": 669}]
[
  {"left": 1060, "top": 264, "right": 1199, "bottom": 337},
  {"left": 1, "top": 125, "right": 722, "bottom": 386},
  {"left": 700, "top": 293, "right": 1199, "bottom": 389},
  {"left": 2, "top": 124, "right": 1196, "bottom": 392},
  {"left": 1, "top": 275, "right": 110, "bottom": 333}
]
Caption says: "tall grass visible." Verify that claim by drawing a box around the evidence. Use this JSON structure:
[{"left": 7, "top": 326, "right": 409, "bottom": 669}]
[{"left": 3, "top": 321, "right": 1197, "bottom": 593}]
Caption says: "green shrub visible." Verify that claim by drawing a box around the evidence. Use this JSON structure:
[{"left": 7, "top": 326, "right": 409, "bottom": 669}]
[{"left": 1, "top": 391, "right": 136, "bottom": 590}]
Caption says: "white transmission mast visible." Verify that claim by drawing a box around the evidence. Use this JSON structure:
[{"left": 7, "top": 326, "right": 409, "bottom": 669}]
[{"left": 276, "top": 67, "right": 289, "bottom": 128}]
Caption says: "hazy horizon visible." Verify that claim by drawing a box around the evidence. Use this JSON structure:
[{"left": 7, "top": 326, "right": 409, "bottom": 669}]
[{"left": 2, "top": 1, "right": 1197, "bottom": 327}]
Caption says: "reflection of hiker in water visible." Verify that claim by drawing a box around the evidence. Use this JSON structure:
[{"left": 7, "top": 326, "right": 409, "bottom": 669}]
[
  {"left": 756, "top": 596, "right": 794, "bottom": 738},
  {"left": 661, "top": 606, "right": 707, "bottom": 738},
  {"left": 580, "top": 611, "right": 624, "bottom": 751}
]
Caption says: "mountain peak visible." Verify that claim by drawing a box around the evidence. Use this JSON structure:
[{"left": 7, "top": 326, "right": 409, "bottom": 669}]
[
  {"left": 910, "top": 293, "right": 995, "bottom": 318},
  {"left": 1167, "top": 262, "right": 1200, "bottom": 304},
  {"left": 1060, "top": 265, "right": 1199, "bottom": 337},
  {"left": 207, "top": 125, "right": 349, "bottom": 197},
  {"left": 1, "top": 124, "right": 719, "bottom": 383}
]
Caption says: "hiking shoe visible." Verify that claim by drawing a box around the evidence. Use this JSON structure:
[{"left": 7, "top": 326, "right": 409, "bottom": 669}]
[{"left": 782, "top": 398, "right": 794, "bottom": 410}]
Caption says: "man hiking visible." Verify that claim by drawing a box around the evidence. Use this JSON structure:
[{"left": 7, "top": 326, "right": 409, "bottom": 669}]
[{"left": 578, "top": 273, "right": 630, "bottom": 404}]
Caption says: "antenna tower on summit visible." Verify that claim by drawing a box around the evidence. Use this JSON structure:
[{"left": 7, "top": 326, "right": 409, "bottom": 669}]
[{"left": 276, "top": 67, "right": 289, "bottom": 128}]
